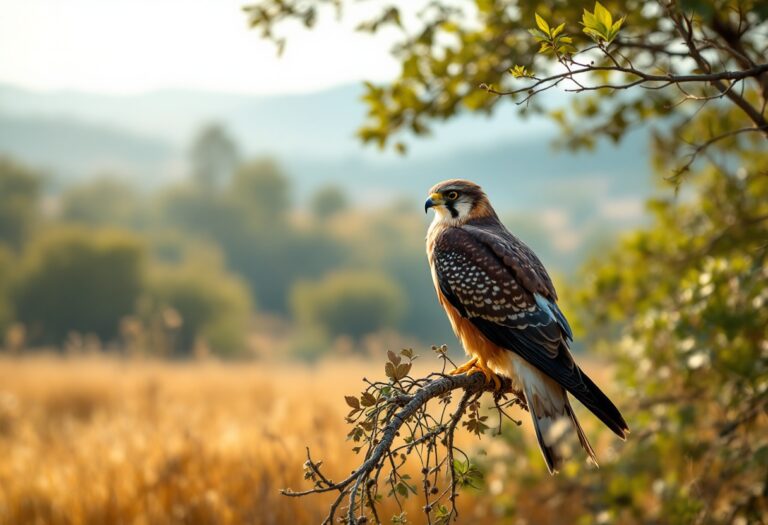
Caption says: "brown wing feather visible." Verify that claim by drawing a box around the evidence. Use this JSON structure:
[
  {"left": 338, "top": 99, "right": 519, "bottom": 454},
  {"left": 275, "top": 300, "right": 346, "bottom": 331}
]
[
  {"left": 461, "top": 222, "right": 558, "bottom": 300},
  {"left": 432, "top": 225, "right": 628, "bottom": 438},
  {"left": 432, "top": 226, "right": 564, "bottom": 356}
]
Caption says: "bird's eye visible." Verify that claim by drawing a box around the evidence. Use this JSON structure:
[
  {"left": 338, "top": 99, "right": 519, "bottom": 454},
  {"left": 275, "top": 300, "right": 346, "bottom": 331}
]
[{"left": 446, "top": 191, "right": 459, "bottom": 200}]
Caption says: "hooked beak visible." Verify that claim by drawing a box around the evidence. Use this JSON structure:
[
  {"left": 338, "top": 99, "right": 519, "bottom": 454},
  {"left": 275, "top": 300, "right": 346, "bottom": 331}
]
[{"left": 424, "top": 192, "right": 443, "bottom": 214}]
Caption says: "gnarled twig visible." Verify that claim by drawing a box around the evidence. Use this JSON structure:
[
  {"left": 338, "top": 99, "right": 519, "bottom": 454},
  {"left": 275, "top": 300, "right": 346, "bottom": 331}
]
[{"left": 281, "top": 348, "right": 524, "bottom": 525}]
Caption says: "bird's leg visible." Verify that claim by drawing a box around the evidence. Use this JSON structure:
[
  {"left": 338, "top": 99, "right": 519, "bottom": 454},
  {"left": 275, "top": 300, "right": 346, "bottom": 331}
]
[
  {"left": 449, "top": 357, "right": 502, "bottom": 390},
  {"left": 466, "top": 359, "right": 503, "bottom": 391},
  {"left": 448, "top": 357, "right": 478, "bottom": 376}
]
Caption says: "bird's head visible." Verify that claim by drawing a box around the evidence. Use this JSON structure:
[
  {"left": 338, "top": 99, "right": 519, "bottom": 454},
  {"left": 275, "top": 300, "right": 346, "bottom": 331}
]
[{"left": 424, "top": 179, "right": 496, "bottom": 224}]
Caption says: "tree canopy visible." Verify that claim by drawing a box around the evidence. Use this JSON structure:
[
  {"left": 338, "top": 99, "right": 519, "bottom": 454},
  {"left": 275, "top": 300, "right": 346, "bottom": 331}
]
[{"left": 246, "top": 0, "right": 767, "bottom": 178}]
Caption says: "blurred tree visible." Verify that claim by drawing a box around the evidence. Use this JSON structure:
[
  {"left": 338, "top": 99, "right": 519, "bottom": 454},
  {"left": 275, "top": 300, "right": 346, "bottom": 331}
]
[
  {"left": 159, "top": 159, "right": 345, "bottom": 313},
  {"left": 0, "top": 156, "right": 42, "bottom": 251},
  {"left": 327, "top": 205, "right": 453, "bottom": 342},
  {"left": 158, "top": 183, "right": 248, "bottom": 241},
  {"left": 59, "top": 177, "right": 144, "bottom": 228},
  {"left": 310, "top": 184, "right": 349, "bottom": 220},
  {"left": 229, "top": 228, "right": 347, "bottom": 313},
  {"left": 13, "top": 227, "right": 145, "bottom": 346},
  {"left": 231, "top": 158, "right": 291, "bottom": 224},
  {"left": 189, "top": 124, "right": 239, "bottom": 189},
  {"left": 0, "top": 246, "right": 14, "bottom": 336},
  {"left": 146, "top": 229, "right": 228, "bottom": 269},
  {"left": 291, "top": 270, "right": 406, "bottom": 341},
  {"left": 140, "top": 262, "right": 252, "bottom": 357}
]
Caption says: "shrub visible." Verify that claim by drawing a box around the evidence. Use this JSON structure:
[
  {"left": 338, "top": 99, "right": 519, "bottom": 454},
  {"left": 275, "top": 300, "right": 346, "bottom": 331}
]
[
  {"left": 0, "top": 156, "right": 42, "bottom": 250},
  {"left": 310, "top": 184, "right": 348, "bottom": 220},
  {"left": 59, "top": 177, "right": 143, "bottom": 228},
  {"left": 0, "top": 246, "right": 14, "bottom": 336},
  {"left": 14, "top": 227, "right": 144, "bottom": 345},
  {"left": 141, "top": 263, "right": 252, "bottom": 357},
  {"left": 291, "top": 270, "right": 406, "bottom": 341}
]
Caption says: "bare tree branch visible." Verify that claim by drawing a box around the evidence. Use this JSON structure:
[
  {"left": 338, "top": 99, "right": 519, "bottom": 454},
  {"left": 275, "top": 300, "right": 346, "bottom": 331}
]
[
  {"left": 671, "top": 125, "right": 768, "bottom": 181},
  {"left": 484, "top": 63, "right": 768, "bottom": 98},
  {"left": 281, "top": 362, "right": 522, "bottom": 525},
  {"left": 664, "top": 5, "right": 768, "bottom": 137}
]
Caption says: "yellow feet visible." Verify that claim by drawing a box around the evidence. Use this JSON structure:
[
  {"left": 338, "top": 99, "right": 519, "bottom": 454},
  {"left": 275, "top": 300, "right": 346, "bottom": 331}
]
[
  {"left": 449, "top": 357, "right": 502, "bottom": 391},
  {"left": 448, "top": 357, "right": 478, "bottom": 376}
]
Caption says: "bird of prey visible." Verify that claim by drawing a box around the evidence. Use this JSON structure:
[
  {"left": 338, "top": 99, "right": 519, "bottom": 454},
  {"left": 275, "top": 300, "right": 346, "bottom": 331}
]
[{"left": 424, "top": 179, "right": 628, "bottom": 473}]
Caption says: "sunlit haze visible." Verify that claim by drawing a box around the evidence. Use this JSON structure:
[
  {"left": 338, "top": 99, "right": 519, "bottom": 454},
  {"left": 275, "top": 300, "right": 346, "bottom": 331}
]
[{"left": 0, "top": 0, "right": 400, "bottom": 95}]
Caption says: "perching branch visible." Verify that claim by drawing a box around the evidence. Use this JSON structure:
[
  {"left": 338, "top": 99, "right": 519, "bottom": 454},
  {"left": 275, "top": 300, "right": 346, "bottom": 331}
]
[{"left": 281, "top": 347, "right": 525, "bottom": 525}]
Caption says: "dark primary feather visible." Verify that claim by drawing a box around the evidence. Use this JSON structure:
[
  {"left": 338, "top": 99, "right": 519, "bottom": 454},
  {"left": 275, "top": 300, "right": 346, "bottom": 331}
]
[{"left": 433, "top": 222, "right": 628, "bottom": 438}]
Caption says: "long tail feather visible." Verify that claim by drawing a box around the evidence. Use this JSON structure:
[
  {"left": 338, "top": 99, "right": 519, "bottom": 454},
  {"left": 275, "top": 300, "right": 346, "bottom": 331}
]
[
  {"left": 569, "top": 367, "right": 629, "bottom": 440},
  {"left": 565, "top": 400, "right": 598, "bottom": 467},
  {"left": 517, "top": 360, "right": 600, "bottom": 474}
]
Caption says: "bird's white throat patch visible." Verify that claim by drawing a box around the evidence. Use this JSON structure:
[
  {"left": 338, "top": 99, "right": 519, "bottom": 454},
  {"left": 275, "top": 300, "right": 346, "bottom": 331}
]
[{"left": 429, "top": 200, "right": 472, "bottom": 227}]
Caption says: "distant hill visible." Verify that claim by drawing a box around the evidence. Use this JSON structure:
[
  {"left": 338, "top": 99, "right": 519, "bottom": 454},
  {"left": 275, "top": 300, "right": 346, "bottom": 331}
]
[
  {"left": 0, "top": 83, "right": 555, "bottom": 158},
  {"left": 0, "top": 113, "right": 176, "bottom": 188},
  {"left": 0, "top": 83, "right": 367, "bottom": 157},
  {"left": 0, "top": 82, "right": 655, "bottom": 264}
]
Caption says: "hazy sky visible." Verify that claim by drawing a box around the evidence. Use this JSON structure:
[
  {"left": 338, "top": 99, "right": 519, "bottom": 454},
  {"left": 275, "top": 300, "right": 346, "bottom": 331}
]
[{"left": 0, "top": 0, "right": 402, "bottom": 95}]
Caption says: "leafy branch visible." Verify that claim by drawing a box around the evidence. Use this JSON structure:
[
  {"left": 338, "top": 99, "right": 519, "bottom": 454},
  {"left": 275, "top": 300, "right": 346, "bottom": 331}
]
[
  {"left": 281, "top": 347, "right": 525, "bottom": 525},
  {"left": 496, "top": 1, "right": 768, "bottom": 178},
  {"left": 242, "top": 0, "right": 768, "bottom": 172}
]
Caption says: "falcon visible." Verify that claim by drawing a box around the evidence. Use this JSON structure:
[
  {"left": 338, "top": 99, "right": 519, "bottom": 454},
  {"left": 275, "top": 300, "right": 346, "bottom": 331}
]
[{"left": 425, "top": 179, "right": 628, "bottom": 473}]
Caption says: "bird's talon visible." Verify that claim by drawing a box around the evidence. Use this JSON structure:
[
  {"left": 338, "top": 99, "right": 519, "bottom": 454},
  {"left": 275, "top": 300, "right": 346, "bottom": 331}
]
[
  {"left": 465, "top": 361, "right": 502, "bottom": 391},
  {"left": 448, "top": 357, "right": 478, "bottom": 376}
]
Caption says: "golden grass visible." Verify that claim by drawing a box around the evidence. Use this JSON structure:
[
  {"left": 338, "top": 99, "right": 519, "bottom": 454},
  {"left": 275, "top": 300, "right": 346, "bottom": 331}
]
[{"left": 0, "top": 354, "right": 616, "bottom": 525}]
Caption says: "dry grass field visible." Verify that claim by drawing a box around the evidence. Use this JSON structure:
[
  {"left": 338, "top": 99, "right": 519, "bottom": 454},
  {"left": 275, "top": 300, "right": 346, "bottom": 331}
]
[{"left": 0, "top": 354, "right": 615, "bottom": 525}]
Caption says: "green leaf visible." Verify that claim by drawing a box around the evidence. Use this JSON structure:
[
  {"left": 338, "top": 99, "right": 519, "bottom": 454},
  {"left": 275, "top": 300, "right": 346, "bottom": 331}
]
[
  {"left": 582, "top": 8, "right": 598, "bottom": 32},
  {"left": 396, "top": 481, "right": 409, "bottom": 497},
  {"left": 594, "top": 1, "right": 613, "bottom": 29},
  {"left": 551, "top": 22, "right": 565, "bottom": 38},
  {"left": 452, "top": 459, "right": 484, "bottom": 489},
  {"left": 527, "top": 28, "right": 548, "bottom": 42},
  {"left": 581, "top": 1, "right": 624, "bottom": 43},
  {"left": 534, "top": 12, "right": 550, "bottom": 34},
  {"left": 510, "top": 64, "right": 534, "bottom": 78}
]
